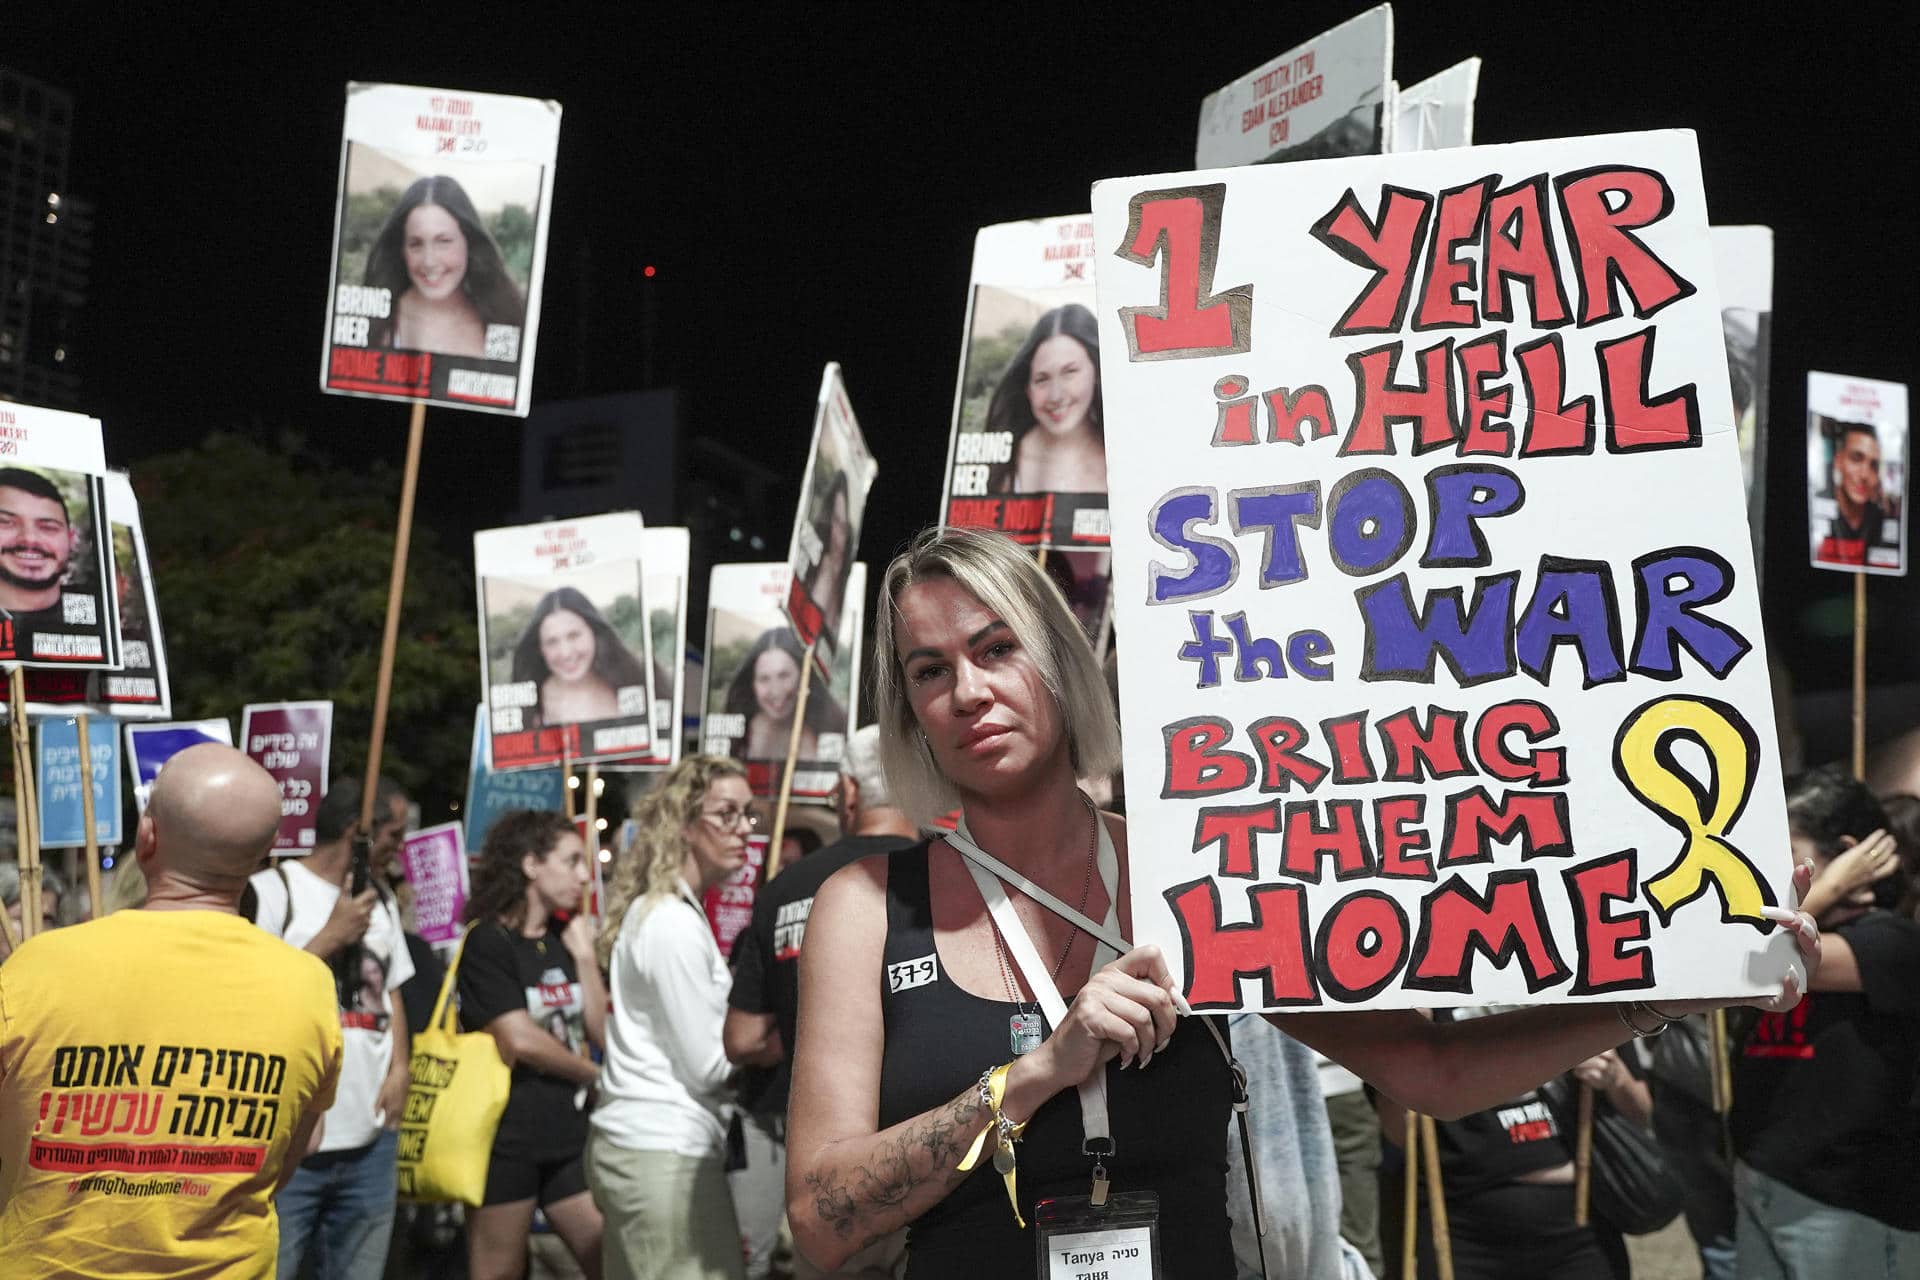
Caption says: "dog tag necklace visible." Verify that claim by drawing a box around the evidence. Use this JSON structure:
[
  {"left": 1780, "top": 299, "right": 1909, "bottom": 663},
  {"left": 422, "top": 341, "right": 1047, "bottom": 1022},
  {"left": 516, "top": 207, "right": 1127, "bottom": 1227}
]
[{"left": 992, "top": 803, "right": 1096, "bottom": 1055}]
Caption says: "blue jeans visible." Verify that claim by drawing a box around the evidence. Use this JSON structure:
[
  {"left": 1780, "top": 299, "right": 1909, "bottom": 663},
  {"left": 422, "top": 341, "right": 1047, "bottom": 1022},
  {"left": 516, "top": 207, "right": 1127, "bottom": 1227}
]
[
  {"left": 1734, "top": 1160, "right": 1920, "bottom": 1279},
  {"left": 276, "top": 1127, "right": 400, "bottom": 1280}
]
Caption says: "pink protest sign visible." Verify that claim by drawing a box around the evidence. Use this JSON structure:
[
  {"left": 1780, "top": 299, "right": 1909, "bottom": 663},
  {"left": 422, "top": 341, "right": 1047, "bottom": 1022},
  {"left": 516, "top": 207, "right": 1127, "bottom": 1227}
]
[
  {"left": 240, "top": 701, "right": 333, "bottom": 853},
  {"left": 401, "top": 822, "right": 469, "bottom": 945}
]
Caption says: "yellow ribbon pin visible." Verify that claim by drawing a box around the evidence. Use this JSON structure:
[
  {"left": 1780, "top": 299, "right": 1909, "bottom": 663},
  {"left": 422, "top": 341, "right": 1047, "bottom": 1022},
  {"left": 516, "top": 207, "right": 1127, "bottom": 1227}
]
[{"left": 1613, "top": 696, "right": 1774, "bottom": 929}]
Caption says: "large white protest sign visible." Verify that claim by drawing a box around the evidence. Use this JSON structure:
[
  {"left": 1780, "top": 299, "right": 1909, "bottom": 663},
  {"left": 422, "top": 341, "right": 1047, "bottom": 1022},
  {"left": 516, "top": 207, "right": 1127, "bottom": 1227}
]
[
  {"left": 1195, "top": 5, "right": 1394, "bottom": 168},
  {"left": 1391, "top": 58, "right": 1480, "bottom": 153},
  {"left": 786, "top": 364, "right": 876, "bottom": 654},
  {"left": 1092, "top": 129, "right": 1796, "bottom": 1011},
  {"left": 940, "top": 214, "right": 1109, "bottom": 551},
  {"left": 703, "top": 562, "right": 864, "bottom": 801},
  {"left": 320, "top": 82, "right": 561, "bottom": 417},
  {"left": 475, "top": 512, "right": 654, "bottom": 769},
  {"left": 0, "top": 403, "right": 119, "bottom": 671},
  {"left": 1806, "top": 372, "right": 1908, "bottom": 576}
]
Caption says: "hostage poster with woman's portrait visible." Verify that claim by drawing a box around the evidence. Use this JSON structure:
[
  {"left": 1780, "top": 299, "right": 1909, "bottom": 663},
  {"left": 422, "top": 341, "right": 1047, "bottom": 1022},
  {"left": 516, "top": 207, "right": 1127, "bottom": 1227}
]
[
  {"left": 703, "top": 561, "right": 864, "bottom": 801},
  {"left": 319, "top": 82, "right": 560, "bottom": 417},
  {"left": 475, "top": 512, "right": 655, "bottom": 770},
  {"left": 940, "top": 214, "right": 1109, "bottom": 551},
  {"left": 785, "top": 363, "right": 876, "bottom": 654}
]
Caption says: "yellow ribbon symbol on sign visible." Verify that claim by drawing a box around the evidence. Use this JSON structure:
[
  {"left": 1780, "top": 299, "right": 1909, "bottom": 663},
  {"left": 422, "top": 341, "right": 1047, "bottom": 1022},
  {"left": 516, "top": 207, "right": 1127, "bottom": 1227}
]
[{"left": 1614, "top": 696, "right": 1774, "bottom": 929}]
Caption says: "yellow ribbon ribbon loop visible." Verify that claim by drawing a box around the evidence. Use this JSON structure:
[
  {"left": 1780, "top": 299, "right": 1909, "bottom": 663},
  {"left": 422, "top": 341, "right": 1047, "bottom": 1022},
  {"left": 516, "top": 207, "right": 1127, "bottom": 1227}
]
[
  {"left": 1613, "top": 695, "right": 1775, "bottom": 929},
  {"left": 955, "top": 1063, "right": 1027, "bottom": 1228}
]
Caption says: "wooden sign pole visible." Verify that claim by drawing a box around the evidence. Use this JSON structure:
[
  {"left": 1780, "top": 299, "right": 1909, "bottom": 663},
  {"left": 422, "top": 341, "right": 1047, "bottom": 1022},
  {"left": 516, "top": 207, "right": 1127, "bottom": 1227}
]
[
  {"left": 562, "top": 742, "right": 576, "bottom": 821},
  {"left": 0, "top": 681, "right": 16, "bottom": 951},
  {"left": 1572, "top": 1083, "right": 1596, "bottom": 1226},
  {"left": 1709, "top": 1009, "right": 1730, "bottom": 1113},
  {"left": 359, "top": 401, "right": 426, "bottom": 833},
  {"left": 1852, "top": 575, "right": 1868, "bottom": 779},
  {"left": 10, "top": 667, "right": 39, "bottom": 940},
  {"left": 764, "top": 638, "right": 817, "bottom": 881},
  {"left": 75, "top": 715, "right": 101, "bottom": 921},
  {"left": 1419, "top": 1112, "right": 1455, "bottom": 1280},
  {"left": 584, "top": 762, "right": 598, "bottom": 853},
  {"left": 1400, "top": 1110, "right": 1418, "bottom": 1279}
]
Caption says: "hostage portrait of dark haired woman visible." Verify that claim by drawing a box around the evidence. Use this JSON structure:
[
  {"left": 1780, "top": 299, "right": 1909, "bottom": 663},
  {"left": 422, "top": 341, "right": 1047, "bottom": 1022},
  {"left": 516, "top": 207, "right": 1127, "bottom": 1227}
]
[
  {"left": 509, "top": 586, "right": 651, "bottom": 732},
  {"left": 987, "top": 303, "right": 1106, "bottom": 497},
  {"left": 722, "top": 626, "right": 846, "bottom": 762},
  {"left": 364, "top": 174, "right": 526, "bottom": 359},
  {"left": 802, "top": 468, "right": 854, "bottom": 637}
]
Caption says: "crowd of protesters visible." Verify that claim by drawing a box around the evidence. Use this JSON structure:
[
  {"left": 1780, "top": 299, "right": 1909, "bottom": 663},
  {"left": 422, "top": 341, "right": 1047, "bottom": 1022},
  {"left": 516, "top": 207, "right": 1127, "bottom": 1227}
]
[{"left": 1, "top": 530, "right": 1909, "bottom": 1280}]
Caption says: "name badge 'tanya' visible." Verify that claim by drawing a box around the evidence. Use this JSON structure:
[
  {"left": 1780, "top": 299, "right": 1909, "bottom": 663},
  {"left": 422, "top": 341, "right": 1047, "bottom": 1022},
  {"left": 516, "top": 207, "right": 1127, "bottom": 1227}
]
[{"left": 1036, "top": 1191, "right": 1160, "bottom": 1280}]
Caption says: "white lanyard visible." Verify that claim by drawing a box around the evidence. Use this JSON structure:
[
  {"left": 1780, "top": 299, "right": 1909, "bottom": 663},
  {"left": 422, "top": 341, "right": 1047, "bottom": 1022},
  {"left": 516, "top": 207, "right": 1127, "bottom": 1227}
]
[
  {"left": 946, "top": 811, "right": 1268, "bottom": 1272},
  {"left": 951, "top": 805, "right": 1121, "bottom": 1151}
]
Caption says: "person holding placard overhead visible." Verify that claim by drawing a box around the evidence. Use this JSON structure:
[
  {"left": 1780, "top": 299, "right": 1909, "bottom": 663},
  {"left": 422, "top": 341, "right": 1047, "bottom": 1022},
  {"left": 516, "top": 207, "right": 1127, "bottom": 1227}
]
[
  {"left": 784, "top": 527, "right": 1822, "bottom": 1279},
  {"left": 988, "top": 304, "right": 1107, "bottom": 497},
  {"left": 364, "top": 174, "right": 525, "bottom": 359}
]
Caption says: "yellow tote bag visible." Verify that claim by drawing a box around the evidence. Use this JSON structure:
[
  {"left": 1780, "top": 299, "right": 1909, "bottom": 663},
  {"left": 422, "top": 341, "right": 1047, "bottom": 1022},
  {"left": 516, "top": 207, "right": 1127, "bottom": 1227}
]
[{"left": 396, "top": 928, "right": 512, "bottom": 1205}]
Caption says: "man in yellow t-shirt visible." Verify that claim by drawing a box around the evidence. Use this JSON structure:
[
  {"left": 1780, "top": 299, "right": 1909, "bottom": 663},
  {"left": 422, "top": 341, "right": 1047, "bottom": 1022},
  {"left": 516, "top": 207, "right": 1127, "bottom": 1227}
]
[{"left": 0, "top": 744, "right": 343, "bottom": 1278}]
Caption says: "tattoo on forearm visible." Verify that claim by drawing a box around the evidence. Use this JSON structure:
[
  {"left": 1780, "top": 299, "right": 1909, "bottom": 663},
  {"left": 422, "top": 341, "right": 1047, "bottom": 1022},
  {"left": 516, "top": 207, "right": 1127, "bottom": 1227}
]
[
  {"left": 806, "top": 1167, "right": 859, "bottom": 1239},
  {"left": 809, "top": 1086, "right": 988, "bottom": 1238}
]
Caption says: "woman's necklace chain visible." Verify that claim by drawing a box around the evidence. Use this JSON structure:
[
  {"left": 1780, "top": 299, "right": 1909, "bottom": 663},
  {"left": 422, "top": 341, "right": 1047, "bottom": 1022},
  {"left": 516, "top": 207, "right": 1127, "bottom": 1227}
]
[{"left": 992, "top": 792, "right": 1099, "bottom": 1007}]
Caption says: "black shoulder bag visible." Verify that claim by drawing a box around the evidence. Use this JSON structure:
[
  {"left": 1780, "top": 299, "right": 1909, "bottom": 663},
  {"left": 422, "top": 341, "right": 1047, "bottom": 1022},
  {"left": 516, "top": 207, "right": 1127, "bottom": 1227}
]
[{"left": 1539, "top": 1072, "right": 1686, "bottom": 1236}]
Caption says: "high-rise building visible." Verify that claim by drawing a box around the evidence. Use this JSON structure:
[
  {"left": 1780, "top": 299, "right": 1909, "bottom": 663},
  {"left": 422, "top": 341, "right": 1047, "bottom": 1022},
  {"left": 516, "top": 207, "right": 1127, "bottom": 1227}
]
[{"left": 0, "top": 67, "right": 89, "bottom": 409}]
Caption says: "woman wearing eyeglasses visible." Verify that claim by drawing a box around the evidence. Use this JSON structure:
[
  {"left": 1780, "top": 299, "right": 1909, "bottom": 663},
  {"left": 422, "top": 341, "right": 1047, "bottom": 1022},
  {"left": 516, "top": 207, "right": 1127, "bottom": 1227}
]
[{"left": 590, "top": 756, "right": 758, "bottom": 1280}]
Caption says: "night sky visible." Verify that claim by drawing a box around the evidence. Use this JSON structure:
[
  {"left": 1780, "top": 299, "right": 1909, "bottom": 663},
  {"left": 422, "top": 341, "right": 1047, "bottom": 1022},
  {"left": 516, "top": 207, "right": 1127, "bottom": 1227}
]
[{"left": 10, "top": 4, "right": 1918, "bottom": 756}]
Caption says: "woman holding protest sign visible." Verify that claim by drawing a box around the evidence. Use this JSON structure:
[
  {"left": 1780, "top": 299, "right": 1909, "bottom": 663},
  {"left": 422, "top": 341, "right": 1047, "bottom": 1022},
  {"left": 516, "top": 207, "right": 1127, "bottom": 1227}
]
[
  {"left": 591, "top": 756, "right": 757, "bottom": 1280},
  {"left": 459, "top": 809, "right": 607, "bottom": 1280},
  {"left": 364, "top": 174, "right": 526, "bottom": 358},
  {"left": 784, "top": 526, "right": 1821, "bottom": 1278},
  {"left": 723, "top": 627, "right": 844, "bottom": 761},
  {"left": 510, "top": 586, "right": 651, "bottom": 731},
  {"left": 988, "top": 303, "right": 1107, "bottom": 496}
]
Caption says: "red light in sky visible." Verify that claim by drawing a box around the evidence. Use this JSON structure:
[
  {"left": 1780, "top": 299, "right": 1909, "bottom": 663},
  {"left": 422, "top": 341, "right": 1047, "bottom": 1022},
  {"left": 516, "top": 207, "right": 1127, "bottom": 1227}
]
[{"left": 643, "top": 264, "right": 657, "bottom": 278}]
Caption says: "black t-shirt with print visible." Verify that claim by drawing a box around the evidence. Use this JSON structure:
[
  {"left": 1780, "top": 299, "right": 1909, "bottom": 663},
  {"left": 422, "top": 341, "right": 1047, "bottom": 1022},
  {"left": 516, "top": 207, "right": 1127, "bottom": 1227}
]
[
  {"left": 1731, "top": 909, "right": 1920, "bottom": 1230},
  {"left": 1377, "top": 1007, "right": 1570, "bottom": 1198},
  {"left": 458, "top": 919, "right": 590, "bottom": 1158}
]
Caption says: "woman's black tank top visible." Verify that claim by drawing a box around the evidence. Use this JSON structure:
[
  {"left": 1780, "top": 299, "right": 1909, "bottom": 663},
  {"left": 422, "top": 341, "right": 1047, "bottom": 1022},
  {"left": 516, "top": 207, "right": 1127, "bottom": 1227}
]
[{"left": 875, "top": 841, "right": 1235, "bottom": 1278}]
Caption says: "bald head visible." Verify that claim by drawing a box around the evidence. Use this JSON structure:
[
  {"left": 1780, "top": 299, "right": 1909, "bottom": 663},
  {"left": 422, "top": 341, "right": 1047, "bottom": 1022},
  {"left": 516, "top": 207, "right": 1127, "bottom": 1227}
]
[{"left": 145, "top": 744, "right": 285, "bottom": 888}]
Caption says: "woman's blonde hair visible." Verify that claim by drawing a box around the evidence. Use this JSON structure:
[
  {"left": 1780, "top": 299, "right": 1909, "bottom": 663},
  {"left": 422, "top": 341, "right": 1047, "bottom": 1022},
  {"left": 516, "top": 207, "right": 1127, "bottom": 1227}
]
[
  {"left": 596, "top": 754, "right": 747, "bottom": 970},
  {"left": 871, "top": 527, "right": 1121, "bottom": 826}
]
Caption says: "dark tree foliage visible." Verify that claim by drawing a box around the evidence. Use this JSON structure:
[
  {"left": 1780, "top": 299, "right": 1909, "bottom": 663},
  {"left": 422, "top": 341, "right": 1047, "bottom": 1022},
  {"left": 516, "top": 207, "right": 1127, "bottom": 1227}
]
[{"left": 135, "top": 434, "right": 479, "bottom": 816}]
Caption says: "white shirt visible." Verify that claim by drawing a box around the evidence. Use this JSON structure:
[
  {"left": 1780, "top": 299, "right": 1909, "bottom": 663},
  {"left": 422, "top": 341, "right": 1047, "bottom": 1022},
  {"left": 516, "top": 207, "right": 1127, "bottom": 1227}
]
[
  {"left": 592, "top": 885, "right": 734, "bottom": 1157},
  {"left": 249, "top": 859, "right": 414, "bottom": 1152}
]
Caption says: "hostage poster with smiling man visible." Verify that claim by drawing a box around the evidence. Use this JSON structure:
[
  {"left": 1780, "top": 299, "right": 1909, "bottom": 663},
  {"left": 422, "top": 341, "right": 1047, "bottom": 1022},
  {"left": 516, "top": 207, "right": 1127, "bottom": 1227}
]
[{"left": 0, "top": 404, "right": 119, "bottom": 671}]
